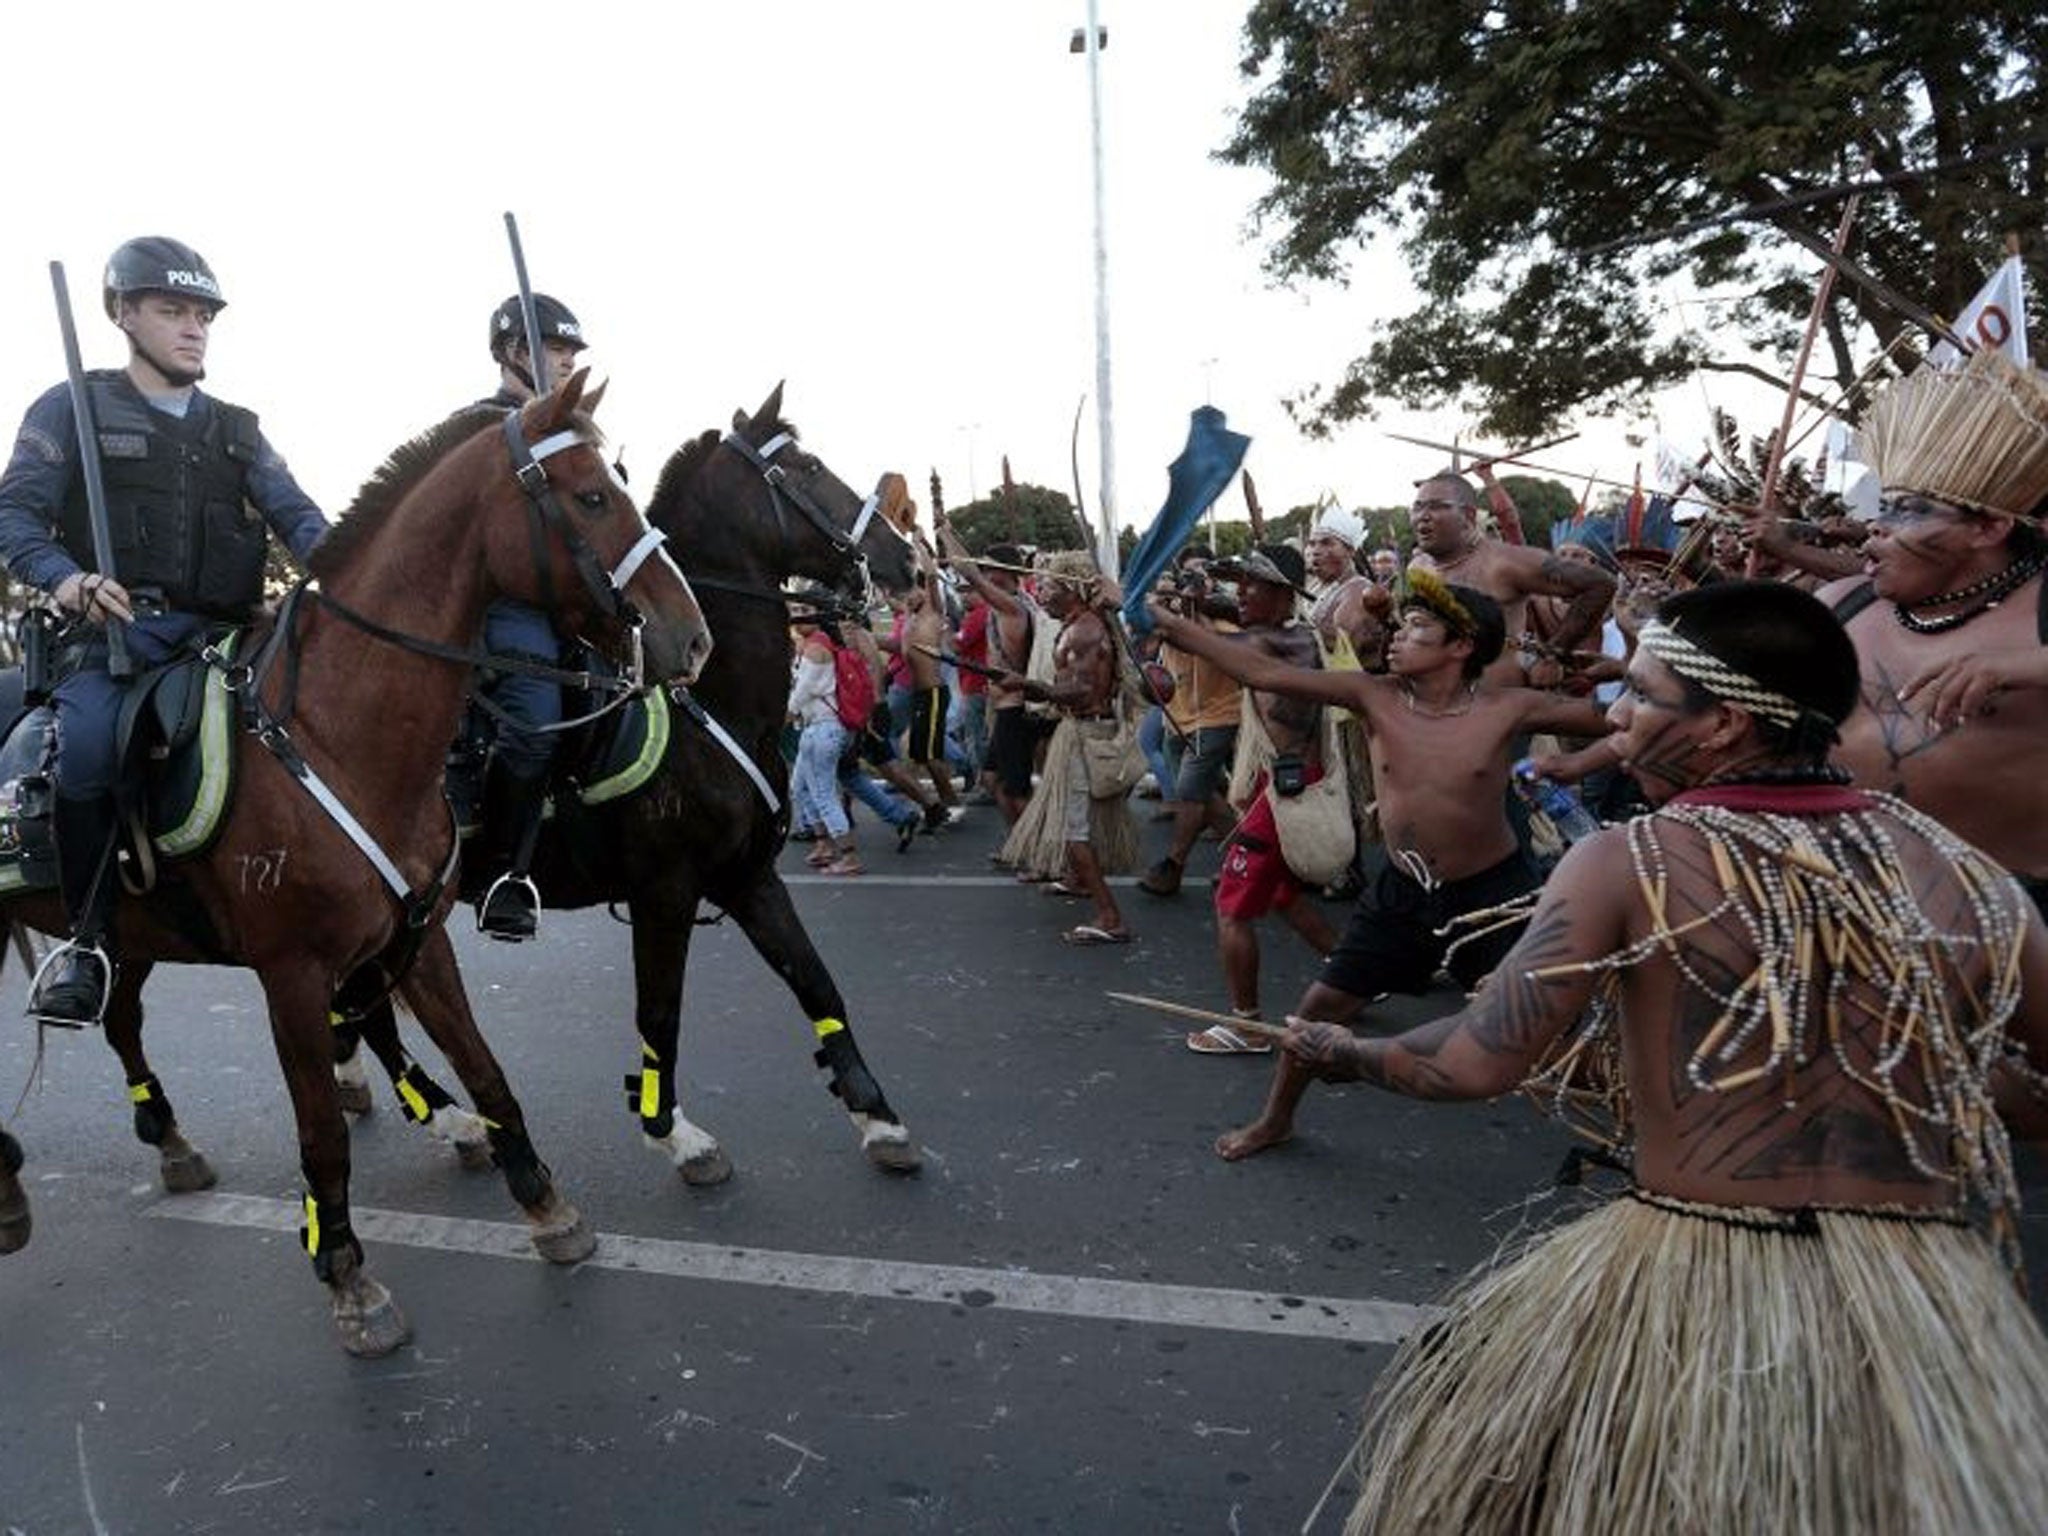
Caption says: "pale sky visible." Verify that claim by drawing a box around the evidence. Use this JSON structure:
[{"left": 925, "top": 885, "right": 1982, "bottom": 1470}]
[{"left": 1, "top": 1, "right": 1786, "bottom": 545}]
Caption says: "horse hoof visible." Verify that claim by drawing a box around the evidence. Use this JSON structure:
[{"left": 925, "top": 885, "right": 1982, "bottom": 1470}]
[
  {"left": 857, "top": 1117, "right": 922, "bottom": 1175},
  {"left": 332, "top": 1271, "right": 411, "bottom": 1358},
  {"left": 336, "top": 1078, "right": 373, "bottom": 1116},
  {"left": 864, "top": 1136, "right": 923, "bottom": 1174},
  {"left": 678, "top": 1147, "right": 733, "bottom": 1187},
  {"left": 160, "top": 1148, "right": 218, "bottom": 1194},
  {"left": 528, "top": 1196, "right": 597, "bottom": 1265}
]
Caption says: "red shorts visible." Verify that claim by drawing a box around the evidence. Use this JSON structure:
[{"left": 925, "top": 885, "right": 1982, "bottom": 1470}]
[{"left": 1213, "top": 768, "right": 1321, "bottom": 922}]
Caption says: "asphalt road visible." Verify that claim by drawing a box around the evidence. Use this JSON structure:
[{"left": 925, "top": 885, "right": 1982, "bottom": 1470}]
[{"left": 3, "top": 799, "right": 2045, "bottom": 1535}]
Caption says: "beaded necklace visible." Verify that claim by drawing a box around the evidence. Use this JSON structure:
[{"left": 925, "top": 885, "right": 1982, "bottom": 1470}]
[
  {"left": 1892, "top": 554, "right": 2044, "bottom": 634},
  {"left": 1517, "top": 789, "right": 2028, "bottom": 1252}
]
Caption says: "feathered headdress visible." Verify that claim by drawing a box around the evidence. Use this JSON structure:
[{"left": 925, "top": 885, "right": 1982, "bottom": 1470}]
[
  {"left": 1402, "top": 566, "right": 1477, "bottom": 640},
  {"left": 1856, "top": 348, "right": 2048, "bottom": 519}
]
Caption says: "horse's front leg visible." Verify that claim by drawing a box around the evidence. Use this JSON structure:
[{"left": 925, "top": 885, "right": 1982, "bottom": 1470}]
[
  {"left": 628, "top": 881, "right": 732, "bottom": 1186},
  {"left": 395, "top": 928, "right": 594, "bottom": 1262},
  {"left": 0, "top": 1125, "right": 29, "bottom": 1252},
  {"left": 335, "top": 996, "right": 491, "bottom": 1169},
  {"left": 259, "top": 961, "right": 409, "bottom": 1358},
  {"left": 99, "top": 959, "right": 217, "bottom": 1193},
  {"left": 720, "top": 871, "right": 920, "bottom": 1174}
]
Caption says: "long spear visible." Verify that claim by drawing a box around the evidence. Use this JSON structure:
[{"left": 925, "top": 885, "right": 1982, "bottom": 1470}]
[
  {"left": 1384, "top": 431, "right": 1719, "bottom": 512},
  {"left": 1241, "top": 469, "right": 1266, "bottom": 544},
  {"left": 1750, "top": 196, "right": 1859, "bottom": 573},
  {"left": 1105, "top": 991, "right": 1290, "bottom": 1041}
]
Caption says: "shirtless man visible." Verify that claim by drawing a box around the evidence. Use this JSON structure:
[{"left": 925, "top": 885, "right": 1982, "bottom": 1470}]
[
  {"left": 938, "top": 522, "right": 1043, "bottom": 826},
  {"left": 1818, "top": 493, "right": 2048, "bottom": 901},
  {"left": 999, "top": 553, "right": 1129, "bottom": 943},
  {"left": 1150, "top": 570, "right": 1611, "bottom": 1156},
  {"left": 1167, "top": 547, "right": 1339, "bottom": 1051},
  {"left": 1408, "top": 472, "right": 1615, "bottom": 689},
  {"left": 1304, "top": 505, "right": 1393, "bottom": 670},
  {"left": 1274, "top": 580, "right": 2048, "bottom": 1533}
]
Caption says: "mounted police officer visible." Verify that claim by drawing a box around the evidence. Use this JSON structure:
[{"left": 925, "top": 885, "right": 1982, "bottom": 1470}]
[
  {"left": 467, "top": 293, "right": 588, "bottom": 939},
  {"left": 0, "top": 236, "right": 328, "bottom": 1026}
]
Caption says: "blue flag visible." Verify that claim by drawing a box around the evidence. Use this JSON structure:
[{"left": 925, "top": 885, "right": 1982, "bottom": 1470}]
[{"left": 1120, "top": 405, "right": 1252, "bottom": 636}]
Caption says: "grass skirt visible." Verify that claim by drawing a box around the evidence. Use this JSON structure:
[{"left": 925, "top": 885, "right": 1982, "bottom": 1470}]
[
  {"left": 998, "top": 716, "right": 1139, "bottom": 879},
  {"left": 1343, "top": 1193, "right": 2048, "bottom": 1535}
]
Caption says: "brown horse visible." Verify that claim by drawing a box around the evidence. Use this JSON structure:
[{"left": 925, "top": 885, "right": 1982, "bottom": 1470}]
[
  {"left": 335, "top": 385, "right": 925, "bottom": 1184},
  {"left": 3, "top": 370, "right": 710, "bottom": 1355}
]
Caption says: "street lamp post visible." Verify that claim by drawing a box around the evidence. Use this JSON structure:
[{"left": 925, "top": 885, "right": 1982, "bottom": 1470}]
[{"left": 1073, "top": 8, "right": 1117, "bottom": 571}]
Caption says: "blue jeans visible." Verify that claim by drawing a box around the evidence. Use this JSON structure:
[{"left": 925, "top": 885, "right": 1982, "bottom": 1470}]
[
  {"left": 838, "top": 761, "right": 918, "bottom": 829},
  {"left": 1138, "top": 705, "right": 1173, "bottom": 795},
  {"left": 793, "top": 719, "right": 852, "bottom": 839},
  {"left": 484, "top": 599, "right": 563, "bottom": 777},
  {"left": 53, "top": 612, "right": 208, "bottom": 796}
]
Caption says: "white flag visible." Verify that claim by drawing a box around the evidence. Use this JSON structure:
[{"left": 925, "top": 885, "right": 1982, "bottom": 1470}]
[{"left": 1929, "top": 255, "right": 2029, "bottom": 367}]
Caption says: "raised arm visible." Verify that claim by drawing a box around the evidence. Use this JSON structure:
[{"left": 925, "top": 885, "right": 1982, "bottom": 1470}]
[
  {"left": 1147, "top": 602, "right": 1372, "bottom": 711},
  {"left": 934, "top": 515, "right": 1025, "bottom": 620},
  {"left": 1285, "top": 834, "right": 1629, "bottom": 1099},
  {"left": 1512, "top": 545, "right": 1617, "bottom": 660}
]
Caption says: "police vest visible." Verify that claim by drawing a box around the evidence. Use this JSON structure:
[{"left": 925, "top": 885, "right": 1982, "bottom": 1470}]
[{"left": 57, "top": 371, "right": 269, "bottom": 620}]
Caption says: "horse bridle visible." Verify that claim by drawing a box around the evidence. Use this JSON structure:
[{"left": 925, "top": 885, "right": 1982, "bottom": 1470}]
[
  {"left": 702, "top": 428, "right": 902, "bottom": 609},
  {"left": 503, "top": 412, "right": 671, "bottom": 656}
]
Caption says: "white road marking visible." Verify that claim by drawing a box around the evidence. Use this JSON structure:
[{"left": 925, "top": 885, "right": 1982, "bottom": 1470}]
[
  {"left": 783, "top": 874, "right": 1210, "bottom": 888},
  {"left": 151, "top": 1191, "right": 1434, "bottom": 1345}
]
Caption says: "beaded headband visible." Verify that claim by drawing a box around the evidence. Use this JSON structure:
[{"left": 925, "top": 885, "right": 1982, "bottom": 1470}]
[
  {"left": 1637, "top": 620, "right": 1805, "bottom": 728},
  {"left": 1401, "top": 566, "right": 1476, "bottom": 640}
]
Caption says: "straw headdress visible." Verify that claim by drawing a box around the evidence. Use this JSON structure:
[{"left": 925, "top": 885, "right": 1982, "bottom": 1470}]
[
  {"left": 1855, "top": 348, "right": 2048, "bottom": 519},
  {"left": 1037, "top": 549, "right": 1101, "bottom": 590}
]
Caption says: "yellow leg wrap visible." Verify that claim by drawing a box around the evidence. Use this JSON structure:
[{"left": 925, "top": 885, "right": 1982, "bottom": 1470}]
[
  {"left": 639, "top": 1068, "right": 662, "bottom": 1120},
  {"left": 302, "top": 1192, "right": 321, "bottom": 1256},
  {"left": 397, "top": 1075, "right": 431, "bottom": 1123},
  {"left": 814, "top": 1016, "right": 846, "bottom": 1041},
  {"left": 127, "top": 1080, "right": 155, "bottom": 1105}
]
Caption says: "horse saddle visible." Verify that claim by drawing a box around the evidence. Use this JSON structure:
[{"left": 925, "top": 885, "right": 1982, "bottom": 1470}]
[
  {"left": 0, "top": 637, "right": 243, "bottom": 898},
  {"left": 447, "top": 684, "right": 673, "bottom": 835}
]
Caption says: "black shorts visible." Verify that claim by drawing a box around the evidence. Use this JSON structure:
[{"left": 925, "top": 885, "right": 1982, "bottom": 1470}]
[
  {"left": 989, "top": 706, "right": 1051, "bottom": 796},
  {"left": 907, "top": 685, "right": 950, "bottom": 761},
  {"left": 1320, "top": 849, "right": 1541, "bottom": 1000}
]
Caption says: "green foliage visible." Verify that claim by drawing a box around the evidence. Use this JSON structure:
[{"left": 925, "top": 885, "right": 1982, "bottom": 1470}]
[
  {"left": 1497, "top": 474, "right": 1578, "bottom": 546},
  {"left": 1225, "top": 2, "right": 2048, "bottom": 439},
  {"left": 947, "top": 482, "right": 1089, "bottom": 553}
]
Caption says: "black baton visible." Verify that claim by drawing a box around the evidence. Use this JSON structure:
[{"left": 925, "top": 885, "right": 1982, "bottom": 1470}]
[{"left": 48, "top": 260, "right": 131, "bottom": 679}]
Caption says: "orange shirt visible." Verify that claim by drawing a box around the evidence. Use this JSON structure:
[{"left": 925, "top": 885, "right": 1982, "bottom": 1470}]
[{"left": 1162, "top": 620, "right": 1243, "bottom": 731}]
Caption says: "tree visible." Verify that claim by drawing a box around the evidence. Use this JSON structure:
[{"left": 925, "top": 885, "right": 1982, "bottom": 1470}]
[
  {"left": 1223, "top": 2, "right": 2048, "bottom": 441},
  {"left": 1498, "top": 474, "right": 1578, "bottom": 546},
  {"left": 944, "top": 481, "right": 1088, "bottom": 553}
]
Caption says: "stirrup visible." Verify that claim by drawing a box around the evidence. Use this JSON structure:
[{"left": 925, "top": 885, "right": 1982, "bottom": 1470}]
[
  {"left": 27, "top": 939, "right": 113, "bottom": 1029},
  {"left": 478, "top": 872, "right": 541, "bottom": 942}
]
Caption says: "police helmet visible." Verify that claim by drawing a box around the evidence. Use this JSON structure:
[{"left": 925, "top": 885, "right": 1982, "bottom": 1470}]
[
  {"left": 103, "top": 237, "right": 225, "bottom": 319},
  {"left": 490, "top": 294, "right": 587, "bottom": 361}
]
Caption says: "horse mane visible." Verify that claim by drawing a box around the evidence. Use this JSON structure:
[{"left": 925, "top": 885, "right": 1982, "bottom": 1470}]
[
  {"left": 646, "top": 417, "right": 801, "bottom": 531},
  {"left": 307, "top": 405, "right": 606, "bottom": 579}
]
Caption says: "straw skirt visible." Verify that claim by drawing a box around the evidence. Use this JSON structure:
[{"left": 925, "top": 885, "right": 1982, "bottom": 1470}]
[{"left": 1343, "top": 1192, "right": 2048, "bottom": 1536}]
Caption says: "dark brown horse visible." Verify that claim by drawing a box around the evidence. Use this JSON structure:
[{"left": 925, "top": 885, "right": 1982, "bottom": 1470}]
[
  {"left": 3, "top": 371, "right": 711, "bottom": 1355},
  {"left": 338, "top": 384, "right": 924, "bottom": 1183}
]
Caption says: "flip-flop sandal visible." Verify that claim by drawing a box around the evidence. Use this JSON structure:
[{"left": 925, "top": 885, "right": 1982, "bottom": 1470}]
[
  {"left": 1185, "top": 1024, "right": 1271, "bottom": 1055},
  {"left": 1062, "top": 925, "right": 1132, "bottom": 946},
  {"left": 1041, "top": 881, "right": 1089, "bottom": 899}
]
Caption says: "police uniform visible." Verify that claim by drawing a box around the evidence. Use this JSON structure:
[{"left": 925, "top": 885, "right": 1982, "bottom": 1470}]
[{"left": 0, "top": 368, "right": 326, "bottom": 1021}]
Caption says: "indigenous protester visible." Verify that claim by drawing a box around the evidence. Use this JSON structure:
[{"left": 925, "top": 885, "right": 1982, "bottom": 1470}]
[
  {"left": 1815, "top": 349, "right": 2048, "bottom": 909},
  {"left": 0, "top": 237, "right": 328, "bottom": 1024},
  {"left": 939, "top": 523, "right": 1050, "bottom": 828},
  {"left": 1159, "top": 546, "right": 1341, "bottom": 1052},
  {"left": 899, "top": 544, "right": 964, "bottom": 821},
  {"left": 1138, "top": 557, "right": 1243, "bottom": 898},
  {"left": 997, "top": 550, "right": 1138, "bottom": 944},
  {"left": 1304, "top": 505, "right": 1392, "bottom": 672},
  {"left": 1282, "top": 581, "right": 2048, "bottom": 1535},
  {"left": 1409, "top": 471, "right": 1616, "bottom": 689},
  {"left": 468, "top": 292, "right": 591, "bottom": 939},
  {"left": 1147, "top": 571, "right": 1611, "bottom": 1156},
  {"left": 952, "top": 586, "right": 993, "bottom": 799},
  {"left": 786, "top": 590, "right": 925, "bottom": 855}
]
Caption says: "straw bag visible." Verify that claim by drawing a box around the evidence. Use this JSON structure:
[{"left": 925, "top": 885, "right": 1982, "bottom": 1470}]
[
  {"left": 1079, "top": 720, "right": 1145, "bottom": 800},
  {"left": 1266, "top": 715, "right": 1355, "bottom": 885}
]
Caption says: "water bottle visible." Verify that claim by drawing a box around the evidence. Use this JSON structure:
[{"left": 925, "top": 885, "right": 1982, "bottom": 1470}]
[{"left": 1514, "top": 758, "right": 1602, "bottom": 843}]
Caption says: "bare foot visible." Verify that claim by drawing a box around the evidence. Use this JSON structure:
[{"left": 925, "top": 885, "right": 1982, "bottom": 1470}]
[{"left": 1214, "top": 1117, "right": 1293, "bottom": 1161}]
